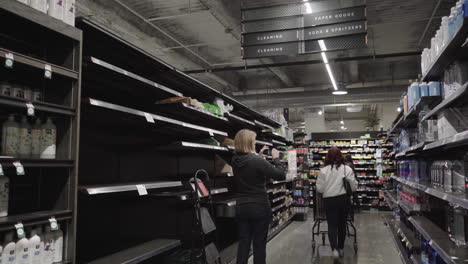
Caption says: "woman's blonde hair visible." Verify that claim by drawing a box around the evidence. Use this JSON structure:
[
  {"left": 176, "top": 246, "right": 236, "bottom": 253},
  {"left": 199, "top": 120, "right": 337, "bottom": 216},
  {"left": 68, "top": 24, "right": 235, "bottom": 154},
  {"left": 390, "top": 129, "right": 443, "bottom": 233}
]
[{"left": 234, "top": 129, "right": 256, "bottom": 153}]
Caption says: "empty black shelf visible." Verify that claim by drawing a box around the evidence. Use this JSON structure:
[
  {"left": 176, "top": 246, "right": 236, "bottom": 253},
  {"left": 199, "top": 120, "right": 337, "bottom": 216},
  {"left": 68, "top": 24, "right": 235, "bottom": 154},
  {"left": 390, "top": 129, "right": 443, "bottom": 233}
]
[
  {"left": 254, "top": 120, "right": 274, "bottom": 130},
  {"left": 256, "top": 140, "right": 273, "bottom": 147},
  {"left": 424, "top": 130, "right": 468, "bottom": 152},
  {"left": 159, "top": 142, "right": 229, "bottom": 152},
  {"left": 0, "top": 48, "right": 79, "bottom": 79},
  {"left": 262, "top": 131, "right": 288, "bottom": 143},
  {"left": 383, "top": 215, "right": 415, "bottom": 264},
  {"left": 409, "top": 216, "right": 468, "bottom": 264},
  {"left": 210, "top": 188, "right": 229, "bottom": 195},
  {"left": 87, "top": 239, "right": 181, "bottom": 264},
  {"left": 79, "top": 181, "right": 183, "bottom": 195},
  {"left": 0, "top": 94, "right": 76, "bottom": 116},
  {"left": 83, "top": 98, "right": 228, "bottom": 137},
  {"left": 0, "top": 157, "right": 74, "bottom": 168},
  {"left": 226, "top": 112, "right": 256, "bottom": 127},
  {"left": 152, "top": 102, "right": 228, "bottom": 127},
  {"left": 0, "top": 210, "right": 72, "bottom": 232}
]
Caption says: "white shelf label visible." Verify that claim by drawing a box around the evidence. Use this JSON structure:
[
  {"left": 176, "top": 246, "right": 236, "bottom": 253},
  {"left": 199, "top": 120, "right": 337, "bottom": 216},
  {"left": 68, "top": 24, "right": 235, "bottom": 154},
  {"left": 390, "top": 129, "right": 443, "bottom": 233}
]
[
  {"left": 26, "top": 102, "right": 35, "bottom": 116},
  {"left": 44, "top": 64, "right": 52, "bottom": 79},
  {"left": 91, "top": 58, "right": 101, "bottom": 65},
  {"left": 49, "top": 217, "right": 58, "bottom": 231},
  {"left": 15, "top": 223, "right": 25, "bottom": 238},
  {"left": 209, "top": 130, "right": 214, "bottom": 137},
  {"left": 13, "top": 161, "right": 24, "bottom": 175},
  {"left": 144, "top": 113, "right": 154, "bottom": 123},
  {"left": 5, "top": 52, "right": 14, "bottom": 68},
  {"left": 136, "top": 185, "right": 148, "bottom": 196}
]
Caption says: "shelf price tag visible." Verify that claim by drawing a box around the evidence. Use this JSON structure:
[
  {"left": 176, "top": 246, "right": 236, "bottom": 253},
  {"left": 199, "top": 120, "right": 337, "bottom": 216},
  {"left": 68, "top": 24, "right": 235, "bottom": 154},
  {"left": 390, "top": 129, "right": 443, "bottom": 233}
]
[
  {"left": 0, "top": 164, "right": 3, "bottom": 176},
  {"left": 13, "top": 161, "right": 25, "bottom": 175},
  {"left": 144, "top": 113, "right": 154, "bottom": 123},
  {"left": 136, "top": 185, "right": 148, "bottom": 196},
  {"left": 44, "top": 64, "right": 52, "bottom": 79},
  {"left": 5, "top": 52, "right": 14, "bottom": 68},
  {"left": 26, "top": 102, "right": 35, "bottom": 116},
  {"left": 49, "top": 217, "right": 58, "bottom": 231},
  {"left": 122, "top": 70, "right": 129, "bottom": 76},
  {"left": 208, "top": 130, "right": 214, "bottom": 137},
  {"left": 15, "top": 223, "right": 25, "bottom": 238}
]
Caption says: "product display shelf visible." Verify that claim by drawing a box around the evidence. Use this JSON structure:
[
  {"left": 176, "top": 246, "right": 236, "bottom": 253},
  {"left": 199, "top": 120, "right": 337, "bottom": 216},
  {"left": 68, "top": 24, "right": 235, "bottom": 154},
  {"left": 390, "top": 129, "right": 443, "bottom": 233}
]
[
  {"left": 0, "top": 0, "right": 81, "bottom": 41},
  {"left": 152, "top": 102, "right": 229, "bottom": 126},
  {"left": 272, "top": 195, "right": 287, "bottom": 203},
  {"left": 210, "top": 188, "right": 229, "bottom": 195},
  {"left": 254, "top": 120, "right": 275, "bottom": 130},
  {"left": 87, "top": 239, "right": 182, "bottom": 264},
  {"left": 423, "top": 130, "right": 468, "bottom": 151},
  {"left": 409, "top": 216, "right": 468, "bottom": 264},
  {"left": 256, "top": 139, "right": 274, "bottom": 147},
  {"left": 262, "top": 131, "right": 288, "bottom": 143},
  {"left": 422, "top": 82, "right": 468, "bottom": 122},
  {"left": 0, "top": 48, "right": 79, "bottom": 79},
  {"left": 86, "top": 57, "right": 182, "bottom": 98},
  {"left": 78, "top": 181, "right": 183, "bottom": 195},
  {"left": 83, "top": 98, "right": 228, "bottom": 138},
  {"left": 226, "top": 112, "right": 256, "bottom": 128},
  {"left": 0, "top": 2, "right": 81, "bottom": 263},
  {"left": 422, "top": 16, "right": 468, "bottom": 82},
  {"left": 0, "top": 210, "right": 72, "bottom": 232},
  {"left": 391, "top": 176, "right": 468, "bottom": 210},
  {"left": 272, "top": 139, "right": 287, "bottom": 146},
  {"left": 395, "top": 142, "right": 426, "bottom": 159},
  {"left": 384, "top": 215, "right": 414, "bottom": 264},
  {"left": 267, "top": 213, "right": 296, "bottom": 240},
  {"left": 384, "top": 191, "right": 399, "bottom": 210},
  {"left": 0, "top": 94, "right": 76, "bottom": 116},
  {"left": 0, "top": 157, "right": 74, "bottom": 168}
]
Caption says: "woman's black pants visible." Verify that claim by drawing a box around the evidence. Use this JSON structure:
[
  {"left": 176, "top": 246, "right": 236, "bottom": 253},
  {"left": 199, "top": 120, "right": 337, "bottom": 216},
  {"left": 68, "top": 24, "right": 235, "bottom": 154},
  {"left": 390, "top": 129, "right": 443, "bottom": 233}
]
[
  {"left": 323, "top": 194, "right": 351, "bottom": 250},
  {"left": 236, "top": 203, "right": 271, "bottom": 264}
]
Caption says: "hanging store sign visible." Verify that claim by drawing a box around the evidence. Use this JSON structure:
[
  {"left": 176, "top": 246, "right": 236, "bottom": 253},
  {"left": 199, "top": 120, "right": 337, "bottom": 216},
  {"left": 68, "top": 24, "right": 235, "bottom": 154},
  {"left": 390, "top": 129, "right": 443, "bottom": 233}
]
[
  {"left": 304, "top": 34, "right": 367, "bottom": 53},
  {"left": 304, "top": 6, "right": 367, "bottom": 27},
  {"left": 304, "top": 21, "right": 367, "bottom": 40},
  {"left": 242, "top": 29, "right": 300, "bottom": 46},
  {"left": 242, "top": 42, "right": 300, "bottom": 58}
]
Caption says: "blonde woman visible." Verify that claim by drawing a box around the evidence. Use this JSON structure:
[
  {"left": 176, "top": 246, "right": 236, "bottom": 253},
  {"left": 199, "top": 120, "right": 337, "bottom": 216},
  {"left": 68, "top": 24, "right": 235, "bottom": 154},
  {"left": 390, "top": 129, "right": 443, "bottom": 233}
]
[{"left": 232, "top": 129, "right": 286, "bottom": 264}]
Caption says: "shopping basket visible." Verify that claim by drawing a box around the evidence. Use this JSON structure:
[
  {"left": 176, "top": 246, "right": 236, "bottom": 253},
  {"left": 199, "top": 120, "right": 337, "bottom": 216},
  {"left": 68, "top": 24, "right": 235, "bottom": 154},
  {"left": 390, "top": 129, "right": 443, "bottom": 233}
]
[{"left": 311, "top": 189, "right": 358, "bottom": 253}]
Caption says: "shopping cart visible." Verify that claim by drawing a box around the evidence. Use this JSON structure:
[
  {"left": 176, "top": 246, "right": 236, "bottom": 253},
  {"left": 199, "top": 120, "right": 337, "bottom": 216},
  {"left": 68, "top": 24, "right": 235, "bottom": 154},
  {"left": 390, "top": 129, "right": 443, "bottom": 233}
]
[{"left": 311, "top": 189, "right": 358, "bottom": 253}]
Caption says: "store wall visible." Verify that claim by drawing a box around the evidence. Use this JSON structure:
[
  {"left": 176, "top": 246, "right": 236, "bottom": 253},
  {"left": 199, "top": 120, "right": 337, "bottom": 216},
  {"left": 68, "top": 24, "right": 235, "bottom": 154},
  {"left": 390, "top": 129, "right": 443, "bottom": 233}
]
[
  {"left": 305, "top": 111, "right": 327, "bottom": 135},
  {"left": 380, "top": 102, "right": 400, "bottom": 130}
]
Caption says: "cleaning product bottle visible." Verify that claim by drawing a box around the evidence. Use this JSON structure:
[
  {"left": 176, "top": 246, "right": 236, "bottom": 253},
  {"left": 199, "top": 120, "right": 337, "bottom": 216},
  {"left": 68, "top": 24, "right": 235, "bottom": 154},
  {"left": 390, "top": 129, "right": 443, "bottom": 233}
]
[
  {"left": 30, "top": 228, "right": 43, "bottom": 264},
  {"left": 16, "top": 229, "right": 31, "bottom": 264},
  {"left": 32, "top": 89, "right": 43, "bottom": 102},
  {"left": 43, "top": 226, "right": 54, "bottom": 264},
  {"left": 40, "top": 118, "right": 56, "bottom": 159},
  {"left": 0, "top": 82, "right": 12, "bottom": 97},
  {"left": 3, "top": 232, "right": 16, "bottom": 264},
  {"left": 18, "top": 116, "right": 32, "bottom": 158},
  {"left": 47, "top": 0, "right": 64, "bottom": 20},
  {"left": 13, "top": 84, "right": 24, "bottom": 99},
  {"left": 29, "top": 0, "right": 47, "bottom": 13},
  {"left": 52, "top": 224, "right": 63, "bottom": 263},
  {"left": 2, "top": 115, "right": 19, "bottom": 156},
  {"left": 23, "top": 86, "right": 33, "bottom": 101},
  {"left": 31, "top": 119, "right": 42, "bottom": 159},
  {"left": 63, "top": 0, "right": 76, "bottom": 26},
  {"left": 0, "top": 172, "right": 9, "bottom": 217}
]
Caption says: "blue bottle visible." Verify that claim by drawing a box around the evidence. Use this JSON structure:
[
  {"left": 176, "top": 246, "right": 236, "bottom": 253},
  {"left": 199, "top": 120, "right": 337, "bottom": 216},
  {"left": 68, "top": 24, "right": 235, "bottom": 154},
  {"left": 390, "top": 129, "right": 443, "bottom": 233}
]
[
  {"left": 429, "top": 82, "right": 441, "bottom": 96},
  {"left": 420, "top": 82, "right": 430, "bottom": 97}
]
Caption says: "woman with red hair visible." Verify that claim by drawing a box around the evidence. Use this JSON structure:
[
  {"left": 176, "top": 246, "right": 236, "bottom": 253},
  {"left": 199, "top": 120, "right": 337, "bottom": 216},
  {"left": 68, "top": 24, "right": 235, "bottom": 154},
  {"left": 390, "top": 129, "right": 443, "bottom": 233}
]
[{"left": 316, "top": 147, "right": 358, "bottom": 258}]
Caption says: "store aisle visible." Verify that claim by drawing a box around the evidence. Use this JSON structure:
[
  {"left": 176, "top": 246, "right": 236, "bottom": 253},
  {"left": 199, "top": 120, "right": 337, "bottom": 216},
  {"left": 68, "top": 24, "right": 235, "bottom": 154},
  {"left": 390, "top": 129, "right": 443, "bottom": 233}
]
[{"left": 250, "top": 211, "right": 401, "bottom": 264}]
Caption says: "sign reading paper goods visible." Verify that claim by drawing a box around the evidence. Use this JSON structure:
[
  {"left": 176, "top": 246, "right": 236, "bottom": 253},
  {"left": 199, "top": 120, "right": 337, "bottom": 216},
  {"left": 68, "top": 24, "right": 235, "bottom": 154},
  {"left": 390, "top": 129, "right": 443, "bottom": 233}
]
[
  {"left": 304, "top": 6, "right": 366, "bottom": 27},
  {"left": 304, "top": 21, "right": 367, "bottom": 40},
  {"left": 243, "top": 29, "right": 299, "bottom": 46}
]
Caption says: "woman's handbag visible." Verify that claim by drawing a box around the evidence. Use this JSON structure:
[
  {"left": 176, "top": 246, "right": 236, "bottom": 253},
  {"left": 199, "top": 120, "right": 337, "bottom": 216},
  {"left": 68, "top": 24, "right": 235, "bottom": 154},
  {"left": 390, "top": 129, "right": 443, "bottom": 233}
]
[{"left": 342, "top": 166, "right": 353, "bottom": 197}]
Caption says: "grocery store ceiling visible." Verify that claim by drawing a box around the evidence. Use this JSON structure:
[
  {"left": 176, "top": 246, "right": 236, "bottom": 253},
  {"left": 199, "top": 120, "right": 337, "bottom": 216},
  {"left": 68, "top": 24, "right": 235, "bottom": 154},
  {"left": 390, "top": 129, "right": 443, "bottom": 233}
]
[{"left": 76, "top": 0, "right": 455, "bottom": 110}]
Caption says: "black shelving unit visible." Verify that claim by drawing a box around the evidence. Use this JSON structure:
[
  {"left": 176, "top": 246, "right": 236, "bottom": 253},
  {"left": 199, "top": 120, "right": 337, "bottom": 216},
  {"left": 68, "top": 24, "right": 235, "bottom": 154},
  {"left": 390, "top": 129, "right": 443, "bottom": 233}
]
[{"left": 0, "top": 0, "right": 81, "bottom": 262}]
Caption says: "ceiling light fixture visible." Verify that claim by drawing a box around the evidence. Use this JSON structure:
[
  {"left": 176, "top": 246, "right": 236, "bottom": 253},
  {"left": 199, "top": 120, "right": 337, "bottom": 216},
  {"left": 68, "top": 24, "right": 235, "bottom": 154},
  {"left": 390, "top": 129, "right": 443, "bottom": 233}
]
[
  {"left": 318, "top": 110, "right": 323, "bottom": 115},
  {"left": 303, "top": 0, "right": 313, "bottom": 14},
  {"left": 340, "top": 120, "right": 344, "bottom": 125},
  {"left": 397, "top": 107, "right": 402, "bottom": 112},
  {"left": 321, "top": 52, "right": 329, "bottom": 64},
  {"left": 318, "top": 40, "right": 338, "bottom": 91}
]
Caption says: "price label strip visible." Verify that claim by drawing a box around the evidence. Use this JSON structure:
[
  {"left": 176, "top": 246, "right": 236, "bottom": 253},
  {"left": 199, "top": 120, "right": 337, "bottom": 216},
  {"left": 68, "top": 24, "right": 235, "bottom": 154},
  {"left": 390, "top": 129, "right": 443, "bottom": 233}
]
[
  {"left": 5, "top": 52, "right": 14, "bottom": 68},
  {"left": 49, "top": 217, "right": 58, "bottom": 231},
  {"left": 26, "top": 102, "right": 35, "bottom": 116},
  {"left": 144, "top": 113, "right": 154, "bottom": 123},
  {"left": 44, "top": 64, "right": 52, "bottom": 79},
  {"left": 136, "top": 184, "right": 148, "bottom": 196},
  {"left": 15, "top": 223, "right": 25, "bottom": 238},
  {"left": 13, "top": 161, "right": 25, "bottom": 175}
]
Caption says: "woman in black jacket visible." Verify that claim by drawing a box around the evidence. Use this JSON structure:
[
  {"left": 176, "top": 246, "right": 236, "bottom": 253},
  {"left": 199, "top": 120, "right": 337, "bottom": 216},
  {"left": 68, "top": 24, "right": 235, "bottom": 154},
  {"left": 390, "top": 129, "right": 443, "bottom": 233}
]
[{"left": 232, "top": 129, "right": 286, "bottom": 264}]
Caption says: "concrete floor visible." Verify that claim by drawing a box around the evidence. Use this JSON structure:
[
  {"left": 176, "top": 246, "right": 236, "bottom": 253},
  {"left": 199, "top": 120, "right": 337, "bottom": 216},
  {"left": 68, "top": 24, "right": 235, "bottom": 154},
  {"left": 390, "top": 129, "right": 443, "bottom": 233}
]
[{"left": 248, "top": 211, "right": 402, "bottom": 264}]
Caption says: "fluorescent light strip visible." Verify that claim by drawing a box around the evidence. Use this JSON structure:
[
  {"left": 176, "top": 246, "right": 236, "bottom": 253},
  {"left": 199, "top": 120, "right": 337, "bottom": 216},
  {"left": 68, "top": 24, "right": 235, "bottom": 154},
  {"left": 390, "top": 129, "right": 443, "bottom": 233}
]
[
  {"left": 325, "top": 64, "right": 338, "bottom": 90},
  {"left": 303, "top": 0, "right": 312, "bottom": 14},
  {"left": 318, "top": 40, "right": 327, "bottom": 51},
  {"left": 321, "top": 52, "right": 329, "bottom": 64}
]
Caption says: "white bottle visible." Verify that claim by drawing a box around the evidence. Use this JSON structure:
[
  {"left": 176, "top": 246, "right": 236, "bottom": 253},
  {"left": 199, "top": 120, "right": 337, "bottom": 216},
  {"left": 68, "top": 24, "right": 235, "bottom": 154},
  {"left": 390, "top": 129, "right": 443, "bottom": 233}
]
[
  {"left": 42, "top": 226, "right": 54, "bottom": 264},
  {"left": 32, "top": 89, "right": 43, "bottom": 102},
  {"left": 3, "top": 232, "right": 16, "bottom": 264},
  {"left": 52, "top": 224, "right": 63, "bottom": 263},
  {"left": 40, "top": 118, "right": 56, "bottom": 160},
  {"left": 63, "top": 0, "right": 76, "bottom": 26},
  {"left": 16, "top": 231, "right": 31, "bottom": 264},
  {"left": 13, "top": 84, "right": 24, "bottom": 99},
  {"left": 0, "top": 244, "right": 3, "bottom": 264},
  {"left": 30, "top": 0, "right": 47, "bottom": 13},
  {"left": 18, "top": 117, "right": 32, "bottom": 158},
  {"left": 47, "top": 0, "right": 64, "bottom": 20},
  {"left": 30, "top": 228, "right": 43, "bottom": 264},
  {"left": 0, "top": 173, "right": 9, "bottom": 217},
  {"left": 0, "top": 82, "right": 12, "bottom": 97},
  {"left": 2, "top": 115, "right": 19, "bottom": 156},
  {"left": 31, "top": 119, "right": 42, "bottom": 159},
  {"left": 23, "top": 86, "right": 33, "bottom": 101},
  {"left": 441, "top": 16, "right": 449, "bottom": 47},
  {"left": 16, "top": 0, "right": 29, "bottom": 5}
]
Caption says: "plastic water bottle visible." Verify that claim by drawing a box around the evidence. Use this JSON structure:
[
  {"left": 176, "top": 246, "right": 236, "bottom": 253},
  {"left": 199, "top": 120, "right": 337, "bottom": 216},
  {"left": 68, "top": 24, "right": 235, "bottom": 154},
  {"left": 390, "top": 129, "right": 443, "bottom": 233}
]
[
  {"left": 2, "top": 115, "right": 19, "bottom": 156},
  {"left": 30, "top": 0, "right": 47, "bottom": 13},
  {"left": 40, "top": 118, "right": 57, "bottom": 159}
]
